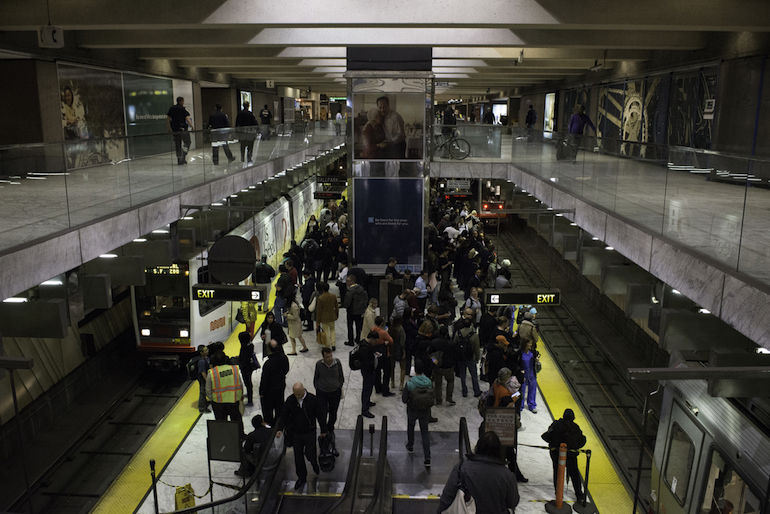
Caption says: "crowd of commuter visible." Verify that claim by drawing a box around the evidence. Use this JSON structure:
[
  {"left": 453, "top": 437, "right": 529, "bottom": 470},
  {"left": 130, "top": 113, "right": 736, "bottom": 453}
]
[{"left": 192, "top": 187, "right": 588, "bottom": 509}]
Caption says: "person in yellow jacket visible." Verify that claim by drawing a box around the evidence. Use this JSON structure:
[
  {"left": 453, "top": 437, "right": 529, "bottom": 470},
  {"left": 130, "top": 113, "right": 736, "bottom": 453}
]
[
  {"left": 240, "top": 300, "right": 258, "bottom": 338},
  {"left": 206, "top": 351, "right": 245, "bottom": 434}
]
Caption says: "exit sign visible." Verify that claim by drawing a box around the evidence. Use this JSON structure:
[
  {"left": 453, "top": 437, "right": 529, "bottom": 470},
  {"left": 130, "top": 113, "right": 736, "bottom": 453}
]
[
  {"left": 484, "top": 289, "right": 561, "bottom": 306},
  {"left": 192, "top": 284, "right": 265, "bottom": 302}
]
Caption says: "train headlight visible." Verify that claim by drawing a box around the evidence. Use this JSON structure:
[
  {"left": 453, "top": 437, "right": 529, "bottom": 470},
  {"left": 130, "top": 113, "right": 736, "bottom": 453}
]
[
  {"left": 180, "top": 329, "right": 190, "bottom": 338},
  {"left": 141, "top": 328, "right": 151, "bottom": 336}
]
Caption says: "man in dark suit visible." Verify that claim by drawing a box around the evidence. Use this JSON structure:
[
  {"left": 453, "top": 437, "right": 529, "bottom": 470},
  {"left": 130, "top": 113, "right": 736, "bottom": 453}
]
[{"left": 276, "top": 382, "right": 328, "bottom": 490}]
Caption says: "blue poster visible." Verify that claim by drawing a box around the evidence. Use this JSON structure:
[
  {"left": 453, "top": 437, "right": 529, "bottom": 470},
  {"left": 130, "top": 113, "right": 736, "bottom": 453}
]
[{"left": 353, "top": 178, "right": 423, "bottom": 268}]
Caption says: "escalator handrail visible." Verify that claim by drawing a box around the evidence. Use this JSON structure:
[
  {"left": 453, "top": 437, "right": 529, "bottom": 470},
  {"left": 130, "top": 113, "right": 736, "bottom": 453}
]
[
  {"left": 459, "top": 417, "right": 472, "bottom": 462},
  {"left": 321, "top": 415, "right": 365, "bottom": 514},
  {"left": 363, "top": 416, "right": 388, "bottom": 514},
  {"left": 169, "top": 422, "right": 283, "bottom": 514}
]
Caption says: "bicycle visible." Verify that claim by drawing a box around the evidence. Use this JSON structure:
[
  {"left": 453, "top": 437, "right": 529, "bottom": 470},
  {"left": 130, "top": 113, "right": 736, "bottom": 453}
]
[{"left": 433, "top": 131, "right": 471, "bottom": 160}]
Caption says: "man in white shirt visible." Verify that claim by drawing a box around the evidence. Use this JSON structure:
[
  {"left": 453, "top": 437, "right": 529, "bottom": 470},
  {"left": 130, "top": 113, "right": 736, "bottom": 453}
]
[
  {"left": 414, "top": 270, "right": 429, "bottom": 314},
  {"left": 444, "top": 224, "right": 461, "bottom": 242},
  {"left": 376, "top": 96, "right": 406, "bottom": 159},
  {"left": 326, "top": 218, "right": 340, "bottom": 236}
]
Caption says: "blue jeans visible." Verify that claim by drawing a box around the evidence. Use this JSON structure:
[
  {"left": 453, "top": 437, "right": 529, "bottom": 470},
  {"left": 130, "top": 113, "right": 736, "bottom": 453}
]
[
  {"left": 407, "top": 409, "right": 431, "bottom": 459},
  {"left": 458, "top": 360, "right": 481, "bottom": 396},
  {"left": 273, "top": 296, "right": 287, "bottom": 326}
]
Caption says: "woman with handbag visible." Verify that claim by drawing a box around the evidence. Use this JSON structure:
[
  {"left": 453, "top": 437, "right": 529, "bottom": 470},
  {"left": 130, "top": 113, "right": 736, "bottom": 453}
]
[
  {"left": 438, "top": 431, "right": 519, "bottom": 514},
  {"left": 286, "top": 298, "right": 309, "bottom": 354},
  {"left": 259, "top": 312, "right": 287, "bottom": 356}
]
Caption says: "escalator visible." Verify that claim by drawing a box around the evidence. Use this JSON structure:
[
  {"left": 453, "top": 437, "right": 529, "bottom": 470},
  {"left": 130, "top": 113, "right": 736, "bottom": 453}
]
[
  {"left": 168, "top": 415, "right": 386, "bottom": 514},
  {"left": 389, "top": 417, "right": 472, "bottom": 514},
  {"left": 166, "top": 415, "right": 471, "bottom": 514}
]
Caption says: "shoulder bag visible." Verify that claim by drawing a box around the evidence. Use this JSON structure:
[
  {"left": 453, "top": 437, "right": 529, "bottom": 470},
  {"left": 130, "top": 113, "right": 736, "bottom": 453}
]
[{"left": 441, "top": 462, "right": 476, "bottom": 514}]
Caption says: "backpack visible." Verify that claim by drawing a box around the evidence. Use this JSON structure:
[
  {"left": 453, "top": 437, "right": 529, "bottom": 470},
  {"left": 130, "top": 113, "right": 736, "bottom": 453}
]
[
  {"left": 409, "top": 385, "right": 435, "bottom": 411},
  {"left": 477, "top": 389, "right": 494, "bottom": 416},
  {"left": 349, "top": 343, "right": 363, "bottom": 370},
  {"left": 187, "top": 355, "right": 202, "bottom": 381},
  {"left": 455, "top": 329, "right": 474, "bottom": 362}
]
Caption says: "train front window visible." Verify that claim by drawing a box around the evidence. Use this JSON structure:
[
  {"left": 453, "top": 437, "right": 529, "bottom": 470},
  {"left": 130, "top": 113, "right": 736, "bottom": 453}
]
[
  {"left": 664, "top": 422, "right": 695, "bottom": 505},
  {"left": 699, "top": 449, "right": 761, "bottom": 514}
]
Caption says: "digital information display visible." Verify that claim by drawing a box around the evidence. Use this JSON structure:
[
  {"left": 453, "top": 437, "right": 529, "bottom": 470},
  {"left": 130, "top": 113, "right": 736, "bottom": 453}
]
[
  {"left": 192, "top": 284, "right": 265, "bottom": 302},
  {"left": 484, "top": 289, "right": 561, "bottom": 306},
  {"left": 314, "top": 191, "right": 344, "bottom": 200}
]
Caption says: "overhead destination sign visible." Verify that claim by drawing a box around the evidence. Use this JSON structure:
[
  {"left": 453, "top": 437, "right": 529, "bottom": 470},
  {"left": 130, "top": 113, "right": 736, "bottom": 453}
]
[
  {"left": 192, "top": 284, "right": 265, "bottom": 302},
  {"left": 484, "top": 289, "right": 561, "bottom": 306},
  {"left": 316, "top": 176, "right": 347, "bottom": 184},
  {"left": 314, "top": 191, "right": 344, "bottom": 200}
]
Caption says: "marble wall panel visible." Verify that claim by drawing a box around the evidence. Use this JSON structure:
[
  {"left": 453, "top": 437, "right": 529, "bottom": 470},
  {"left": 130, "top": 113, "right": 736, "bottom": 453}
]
[
  {"left": 574, "top": 198, "right": 607, "bottom": 241},
  {"left": 507, "top": 164, "right": 523, "bottom": 185},
  {"left": 179, "top": 184, "right": 212, "bottom": 207},
  {"left": 649, "top": 238, "right": 725, "bottom": 315},
  {"left": 138, "top": 197, "right": 181, "bottom": 236},
  {"left": 721, "top": 275, "right": 770, "bottom": 351},
  {"left": 79, "top": 211, "right": 140, "bottom": 262},
  {"left": 209, "top": 176, "right": 236, "bottom": 205},
  {"left": 0, "top": 232, "right": 82, "bottom": 300},
  {"left": 532, "top": 179, "right": 554, "bottom": 207},
  {"left": 605, "top": 217, "right": 653, "bottom": 271},
  {"left": 491, "top": 163, "right": 508, "bottom": 179}
]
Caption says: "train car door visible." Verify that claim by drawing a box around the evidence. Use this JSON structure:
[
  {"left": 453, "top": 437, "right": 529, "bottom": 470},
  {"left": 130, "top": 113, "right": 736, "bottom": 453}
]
[{"left": 657, "top": 400, "right": 705, "bottom": 514}]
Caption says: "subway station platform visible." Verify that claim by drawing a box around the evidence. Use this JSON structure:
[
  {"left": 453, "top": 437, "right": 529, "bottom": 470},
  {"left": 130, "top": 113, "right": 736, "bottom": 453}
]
[{"left": 88, "top": 270, "right": 632, "bottom": 514}]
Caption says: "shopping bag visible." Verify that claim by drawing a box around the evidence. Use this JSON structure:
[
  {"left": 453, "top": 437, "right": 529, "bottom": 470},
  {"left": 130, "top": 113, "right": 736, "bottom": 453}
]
[{"left": 317, "top": 327, "right": 327, "bottom": 346}]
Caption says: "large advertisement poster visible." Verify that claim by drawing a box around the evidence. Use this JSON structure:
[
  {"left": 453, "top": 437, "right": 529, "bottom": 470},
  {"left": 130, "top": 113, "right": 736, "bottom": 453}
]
[
  {"left": 123, "top": 74, "right": 173, "bottom": 159},
  {"left": 58, "top": 63, "right": 126, "bottom": 169},
  {"left": 352, "top": 92, "right": 425, "bottom": 162},
  {"left": 353, "top": 178, "right": 423, "bottom": 270}
]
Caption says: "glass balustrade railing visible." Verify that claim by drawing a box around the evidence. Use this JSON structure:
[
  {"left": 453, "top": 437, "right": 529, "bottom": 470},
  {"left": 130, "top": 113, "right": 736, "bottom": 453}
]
[
  {"left": 432, "top": 123, "right": 506, "bottom": 161},
  {"left": 506, "top": 127, "right": 770, "bottom": 287},
  {"left": 0, "top": 124, "right": 343, "bottom": 254}
]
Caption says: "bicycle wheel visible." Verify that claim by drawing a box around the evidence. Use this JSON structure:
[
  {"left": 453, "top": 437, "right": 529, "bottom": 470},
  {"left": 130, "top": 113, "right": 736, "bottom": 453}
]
[{"left": 450, "top": 138, "right": 471, "bottom": 160}]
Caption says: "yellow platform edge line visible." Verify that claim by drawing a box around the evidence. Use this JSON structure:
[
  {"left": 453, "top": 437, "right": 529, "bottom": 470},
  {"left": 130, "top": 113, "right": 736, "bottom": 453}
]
[
  {"left": 537, "top": 338, "right": 635, "bottom": 514},
  {"left": 92, "top": 189, "right": 336, "bottom": 514}
]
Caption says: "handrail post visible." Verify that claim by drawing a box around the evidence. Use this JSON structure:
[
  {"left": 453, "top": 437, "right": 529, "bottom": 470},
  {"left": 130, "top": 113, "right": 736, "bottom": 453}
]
[
  {"left": 573, "top": 450, "right": 597, "bottom": 513},
  {"left": 150, "top": 459, "right": 159, "bottom": 514}
]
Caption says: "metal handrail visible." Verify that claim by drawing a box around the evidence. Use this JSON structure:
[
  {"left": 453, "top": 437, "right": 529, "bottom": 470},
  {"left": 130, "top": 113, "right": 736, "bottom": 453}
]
[
  {"left": 169, "top": 422, "right": 282, "bottom": 514},
  {"left": 363, "top": 417, "right": 389, "bottom": 514},
  {"left": 459, "top": 417, "right": 472, "bottom": 462},
  {"left": 321, "top": 415, "right": 365, "bottom": 514}
]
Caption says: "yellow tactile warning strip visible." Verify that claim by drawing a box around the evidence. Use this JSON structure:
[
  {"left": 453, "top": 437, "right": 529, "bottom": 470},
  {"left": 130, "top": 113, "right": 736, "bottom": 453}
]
[
  {"left": 537, "top": 339, "right": 634, "bottom": 513},
  {"left": 93, "top": 190, "right": 335, "bottom": 513}
]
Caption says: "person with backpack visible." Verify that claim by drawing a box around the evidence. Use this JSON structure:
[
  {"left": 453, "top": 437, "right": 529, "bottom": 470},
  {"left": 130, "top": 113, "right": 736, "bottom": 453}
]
[
  {"left": 402, "top": 359, "right": 434, "bottom": 468},
  {"left": 238, "top": 331, "right": 258, "bottom": 407},
  {"left": 343, "top": 274, "right": 368, "bottom": 346},
  {"left": 252, "top": 254, "right": 276, "bottom": 312},
  {"left": 454, "top": 308, "right": 482, "bottom": 398},
  {"left": 354, "top": 331, "right": 378, "bottom": 419},
  {"left": 429, "top": 326, "right": 457, "bottom": 407},
  {"left": 542, "top": 409, "right": 587, "bottom": 502},
  {"left": 196, "top": 345, "right": 211, "bottom": 413}
]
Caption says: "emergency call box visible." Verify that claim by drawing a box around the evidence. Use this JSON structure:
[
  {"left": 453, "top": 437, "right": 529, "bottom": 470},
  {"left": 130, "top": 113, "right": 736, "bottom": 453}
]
[{"left": 485, "top": 289, "right": 561, "bottom": 306}]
